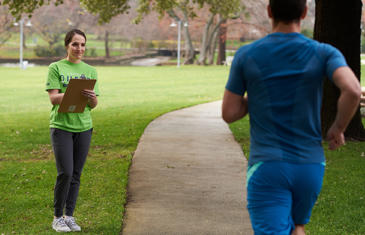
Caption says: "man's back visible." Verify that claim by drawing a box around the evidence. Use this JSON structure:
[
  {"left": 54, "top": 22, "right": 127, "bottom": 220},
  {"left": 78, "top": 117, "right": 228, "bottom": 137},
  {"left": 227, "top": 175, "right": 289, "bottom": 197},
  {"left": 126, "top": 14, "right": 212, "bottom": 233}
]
[{"left": 226, "top": 32, "right": 347, "bottom": 166}]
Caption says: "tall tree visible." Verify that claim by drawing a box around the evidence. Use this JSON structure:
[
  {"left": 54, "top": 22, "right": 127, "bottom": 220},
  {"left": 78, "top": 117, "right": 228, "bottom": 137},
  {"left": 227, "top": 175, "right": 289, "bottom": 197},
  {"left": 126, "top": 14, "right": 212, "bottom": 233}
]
[
  {"left": 105, "top": 30, "right": 110, "bottom": 58},
  {"left": 0, "top": 6, "right": 13, "bottom": 46},
  {"left": 31, "top": 1, "right": 96, "bottom": 48},
  {"left": 2, "top": 0, "right": 247, "bottom": 65},
  {"left": 162, "top": 5, "right": 196, "bottom": 64},
  {"left": 196, "top": 0, "right": 242, "bottom": 65},
  {"left": 314, "top": 0, "right": 365, "bottom": 140},
  {"left": 216, "top": 18, "right": 227, "bottom": 65},
  {"left": 135, "top": 0, "right": 243, "bottom": 65},
  {"left": 1, "top": 0, "right": 130, "bottom": 23}
]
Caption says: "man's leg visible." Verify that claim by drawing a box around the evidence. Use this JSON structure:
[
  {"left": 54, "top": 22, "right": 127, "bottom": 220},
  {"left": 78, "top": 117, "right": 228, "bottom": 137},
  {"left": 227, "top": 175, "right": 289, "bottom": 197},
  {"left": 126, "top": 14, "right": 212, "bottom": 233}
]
[
  {"left": 247, "top": 162, "right": 295, "bottom": 234},
  {"left": 290, "top": 163, "right": 325, "bottom": 229},
  {"left": 292, "top": 225, "right": 305, "bottom": 235}
]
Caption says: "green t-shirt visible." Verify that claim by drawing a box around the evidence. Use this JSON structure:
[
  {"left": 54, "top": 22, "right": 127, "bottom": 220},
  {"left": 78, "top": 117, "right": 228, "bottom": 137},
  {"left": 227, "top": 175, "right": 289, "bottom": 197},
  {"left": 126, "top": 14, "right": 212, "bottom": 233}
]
[{"left": 45, "top": 59, "right": 100, "bottom": 132}]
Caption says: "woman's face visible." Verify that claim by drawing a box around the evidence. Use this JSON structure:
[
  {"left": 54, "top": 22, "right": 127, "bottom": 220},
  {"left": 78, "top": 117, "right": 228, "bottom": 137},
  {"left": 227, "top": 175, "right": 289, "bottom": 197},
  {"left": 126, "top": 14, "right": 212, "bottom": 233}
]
[{"left": 66, "top": 34, "right": 86, "bottom": 63}]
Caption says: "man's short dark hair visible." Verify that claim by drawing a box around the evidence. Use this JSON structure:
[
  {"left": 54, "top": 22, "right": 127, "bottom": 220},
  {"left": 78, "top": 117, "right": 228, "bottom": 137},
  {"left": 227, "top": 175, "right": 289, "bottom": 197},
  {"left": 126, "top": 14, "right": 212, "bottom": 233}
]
[{"left": 269, "top": 0, "right": 307, "bottom": 23}]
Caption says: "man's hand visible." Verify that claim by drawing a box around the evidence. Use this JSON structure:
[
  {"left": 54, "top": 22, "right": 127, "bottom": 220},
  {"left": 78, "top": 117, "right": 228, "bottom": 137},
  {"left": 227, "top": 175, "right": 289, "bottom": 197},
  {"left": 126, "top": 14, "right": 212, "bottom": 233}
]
[
  {"left": 326, "top": 125, "right": 345, "bottom": 150},
  {"left": 327, "top": 66, "right": 362, "bottom": 150}
]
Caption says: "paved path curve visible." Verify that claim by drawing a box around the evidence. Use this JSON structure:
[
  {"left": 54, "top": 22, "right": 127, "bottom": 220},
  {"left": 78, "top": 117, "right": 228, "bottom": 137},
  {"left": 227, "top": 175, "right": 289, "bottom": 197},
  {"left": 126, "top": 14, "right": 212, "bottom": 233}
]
[
  {"left": 122, "top": 101, "right": 253, "bottom": 235},
  {"left": 130, "top": 56, "right": 171, "bottom": 66}
]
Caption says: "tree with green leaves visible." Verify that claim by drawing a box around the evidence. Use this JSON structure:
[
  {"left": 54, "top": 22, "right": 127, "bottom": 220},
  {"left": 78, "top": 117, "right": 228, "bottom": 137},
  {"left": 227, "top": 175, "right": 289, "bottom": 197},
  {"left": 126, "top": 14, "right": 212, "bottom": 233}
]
[
  {"left": 135, "top": 0, "right": 243, "bottom": 65},
  {"left": 2, "top": 0, "right": 244, "bottom": 65},
  {"left": 1, "top": 0, "right": 129, "bottom": 24},
  {"left": 0, "top": 5, "right": 13, "bottom": 46}
]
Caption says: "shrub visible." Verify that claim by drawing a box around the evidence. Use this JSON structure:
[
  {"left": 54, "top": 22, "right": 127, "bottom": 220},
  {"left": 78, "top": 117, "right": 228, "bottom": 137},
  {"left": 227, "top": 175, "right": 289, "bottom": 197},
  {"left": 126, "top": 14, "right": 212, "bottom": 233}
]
[
  {"left": 132, "top": 39, "right": 152, "bottom": 52},
  {"left": 34, "top": 45, "right": 65, "bottom": 57},
  {"left": 85, "top": 48, "right": 97, "bottom": 57}
]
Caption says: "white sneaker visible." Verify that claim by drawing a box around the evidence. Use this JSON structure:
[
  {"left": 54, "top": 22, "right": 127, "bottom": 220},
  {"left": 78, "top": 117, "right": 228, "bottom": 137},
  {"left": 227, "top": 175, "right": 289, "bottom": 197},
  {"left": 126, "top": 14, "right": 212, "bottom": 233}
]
[
  {"left": 64, "top": 216, "right": 81, "bottom": 232},
  {"left": 52, "top": 217, "right": 71, "bottom": 232}
]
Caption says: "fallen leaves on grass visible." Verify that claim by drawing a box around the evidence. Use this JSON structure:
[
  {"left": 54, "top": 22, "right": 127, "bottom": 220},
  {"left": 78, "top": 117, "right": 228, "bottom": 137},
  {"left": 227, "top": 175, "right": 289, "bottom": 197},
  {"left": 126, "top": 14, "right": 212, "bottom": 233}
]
[{"left": 28, "top": 144, "right": 53, "bottom": 161}]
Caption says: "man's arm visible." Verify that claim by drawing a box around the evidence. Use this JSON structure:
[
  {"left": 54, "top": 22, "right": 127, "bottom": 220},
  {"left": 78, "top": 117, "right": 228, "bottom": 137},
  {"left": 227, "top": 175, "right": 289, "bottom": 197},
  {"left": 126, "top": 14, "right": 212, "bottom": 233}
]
[
  {"left": 222, "top": 89, "right": 248, "bottom": 123},
  {"left": 326, "top": 66, "right": 362, "bottom": 150}
]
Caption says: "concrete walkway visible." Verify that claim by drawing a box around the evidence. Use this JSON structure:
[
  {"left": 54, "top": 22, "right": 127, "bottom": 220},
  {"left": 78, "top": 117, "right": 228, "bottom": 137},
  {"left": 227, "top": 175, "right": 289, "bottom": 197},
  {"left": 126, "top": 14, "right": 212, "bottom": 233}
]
[
  {"left": 122, "top": 101, "right": 253, "bottom": 235},
  {"left": 130, "top": 56, "right": 171, "bottom": 66}
]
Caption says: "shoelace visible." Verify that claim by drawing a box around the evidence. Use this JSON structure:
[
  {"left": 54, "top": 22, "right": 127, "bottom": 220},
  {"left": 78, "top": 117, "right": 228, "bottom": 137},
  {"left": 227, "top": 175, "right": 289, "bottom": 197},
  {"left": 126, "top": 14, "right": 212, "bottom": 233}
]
[
  {"left": 67, "top": 217, "right": 77, "bottom": 226},
  {"left": 55, "top": 218, "right": 68, "bottom": 227}
]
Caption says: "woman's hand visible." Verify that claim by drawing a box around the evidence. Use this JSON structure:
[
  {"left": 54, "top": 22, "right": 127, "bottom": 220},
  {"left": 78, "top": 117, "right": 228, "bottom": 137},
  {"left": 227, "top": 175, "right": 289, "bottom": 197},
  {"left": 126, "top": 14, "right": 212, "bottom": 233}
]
[
  {"left": 82, "top": 89, "right": 98, "bottom": 109},
  {"left": 81, "top": 89, "right": 96, "bottom": 99}
]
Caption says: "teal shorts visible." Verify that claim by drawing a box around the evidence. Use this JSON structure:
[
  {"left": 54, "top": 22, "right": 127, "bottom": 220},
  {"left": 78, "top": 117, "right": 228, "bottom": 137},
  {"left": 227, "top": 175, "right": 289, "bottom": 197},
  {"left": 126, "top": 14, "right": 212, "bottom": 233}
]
[{"left": 246, "top": 161, "right": 325, "bottom": 234}]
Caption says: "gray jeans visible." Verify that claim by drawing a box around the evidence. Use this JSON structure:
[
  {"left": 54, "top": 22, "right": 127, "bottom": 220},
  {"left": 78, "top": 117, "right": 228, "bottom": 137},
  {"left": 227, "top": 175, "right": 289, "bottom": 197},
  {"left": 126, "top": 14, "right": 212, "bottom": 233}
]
[{"left": 50, "top": 128, "right": 92, "bottom": 217}]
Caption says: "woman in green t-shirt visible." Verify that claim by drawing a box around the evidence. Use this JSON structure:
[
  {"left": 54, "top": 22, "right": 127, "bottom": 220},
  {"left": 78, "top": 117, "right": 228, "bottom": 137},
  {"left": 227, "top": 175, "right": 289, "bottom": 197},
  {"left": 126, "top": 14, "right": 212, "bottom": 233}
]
[{"left": 45, "top": 29, "right": 99, "bottom": 232}]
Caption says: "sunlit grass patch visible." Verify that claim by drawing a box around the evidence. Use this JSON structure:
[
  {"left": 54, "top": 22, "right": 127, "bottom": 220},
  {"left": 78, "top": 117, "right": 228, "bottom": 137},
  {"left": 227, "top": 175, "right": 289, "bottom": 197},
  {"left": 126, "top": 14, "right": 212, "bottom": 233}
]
[{"left": 0, "top": 65, "right": 228, "bottom": 234}]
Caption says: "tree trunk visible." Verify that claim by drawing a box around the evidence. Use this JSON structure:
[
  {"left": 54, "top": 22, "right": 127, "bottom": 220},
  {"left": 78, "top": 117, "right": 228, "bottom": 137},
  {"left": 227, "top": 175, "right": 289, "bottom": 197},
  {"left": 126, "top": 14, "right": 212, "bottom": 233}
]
[
  {"left": 168, "top": 9, "right": 195, "bottom": 64},
  {"left": 197, "top": 14, "right": 215, "bottom": 65},
  {"left": 23, "top": 33, "right": 27, "bottom": 49},
  {"left": 182, "top": 10, "right": 195, "bottom": 64},
  {"left": 217, "top": 19, "right": 227, "bottom": 65},
  {"left": 314, "top": 0, "right": 365, "bottom": 140},
  {"left": 0, "top": 32, "right": 11, "bottom": 45},
  {"left": 207, "top": 29, "right": 219, "bottom": 65},
  {"left": 198, "top": 15, "right": 226, "bottom": 65},
  {"left": 105, "top": 30, "right": 110, "bottom": 58}
]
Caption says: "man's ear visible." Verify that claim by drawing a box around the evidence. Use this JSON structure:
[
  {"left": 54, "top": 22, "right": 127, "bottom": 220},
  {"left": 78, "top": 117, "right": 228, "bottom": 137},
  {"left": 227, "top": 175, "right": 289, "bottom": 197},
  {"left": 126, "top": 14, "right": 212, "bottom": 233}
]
[
  {"left": 267, "top": 5, "right": 273, "bottom": 18},
  {"left": 301, "top": 5, "right": 308, "bottom": 19}
]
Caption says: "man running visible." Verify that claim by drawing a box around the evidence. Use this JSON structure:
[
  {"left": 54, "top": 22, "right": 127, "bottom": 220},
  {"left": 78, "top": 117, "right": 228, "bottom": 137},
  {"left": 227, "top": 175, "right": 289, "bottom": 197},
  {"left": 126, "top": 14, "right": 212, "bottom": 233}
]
[{"left": 222, "top": 0, "right": 361, "bottom": 234}]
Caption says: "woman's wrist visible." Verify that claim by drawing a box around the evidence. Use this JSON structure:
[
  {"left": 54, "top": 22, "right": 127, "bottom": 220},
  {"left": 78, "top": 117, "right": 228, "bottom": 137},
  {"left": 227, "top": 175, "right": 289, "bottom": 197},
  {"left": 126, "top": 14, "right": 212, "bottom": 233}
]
[{"left": 88, "top": 97, "right": 97, "bottom": 108}]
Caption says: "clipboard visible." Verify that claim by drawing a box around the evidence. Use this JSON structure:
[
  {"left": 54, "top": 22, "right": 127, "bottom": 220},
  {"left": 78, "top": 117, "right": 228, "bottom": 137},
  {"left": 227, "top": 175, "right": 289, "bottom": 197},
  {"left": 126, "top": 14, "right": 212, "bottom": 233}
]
[{"left": 58, "top": 79, "right": 96, "bottom": 113}]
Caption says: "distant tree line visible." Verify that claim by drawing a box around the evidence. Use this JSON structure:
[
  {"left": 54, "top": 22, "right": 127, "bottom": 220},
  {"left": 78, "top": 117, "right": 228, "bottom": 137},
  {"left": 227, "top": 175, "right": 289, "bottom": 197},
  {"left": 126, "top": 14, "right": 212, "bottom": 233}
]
[{"left": 0, "top": 0, "right": 275, "bottom": 64}]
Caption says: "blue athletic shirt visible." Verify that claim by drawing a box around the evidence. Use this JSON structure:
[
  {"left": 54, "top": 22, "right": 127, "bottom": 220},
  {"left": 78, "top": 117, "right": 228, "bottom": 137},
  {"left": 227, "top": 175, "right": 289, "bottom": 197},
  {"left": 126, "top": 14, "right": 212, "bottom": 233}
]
[{"left": 226, "top": 32, "right": 348, "bottom": 166}]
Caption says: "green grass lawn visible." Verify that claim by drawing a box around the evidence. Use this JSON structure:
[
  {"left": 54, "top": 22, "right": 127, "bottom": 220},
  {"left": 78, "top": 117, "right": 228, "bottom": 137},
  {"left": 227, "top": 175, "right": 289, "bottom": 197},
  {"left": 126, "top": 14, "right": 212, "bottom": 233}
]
[
  {"left": 0, "top": 65, "right": 229, "bottom": 234},
  {"left": 0, "top": 64, "right": 365, "bottom": 234},
  {"left": 361, "top": 59, "right": 365, "bottom": 86}
]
